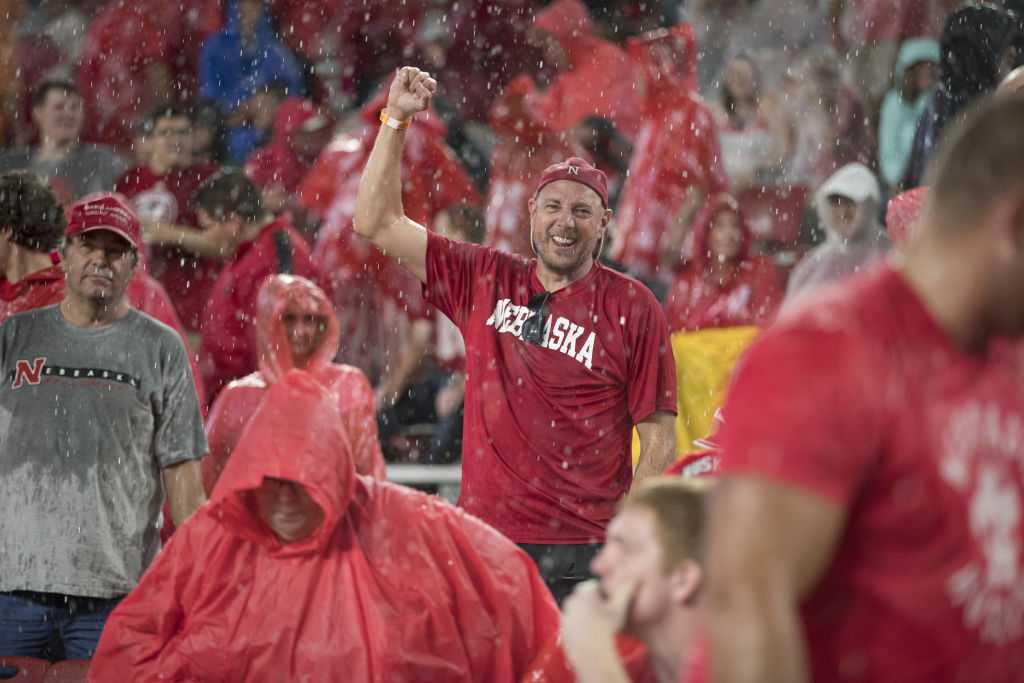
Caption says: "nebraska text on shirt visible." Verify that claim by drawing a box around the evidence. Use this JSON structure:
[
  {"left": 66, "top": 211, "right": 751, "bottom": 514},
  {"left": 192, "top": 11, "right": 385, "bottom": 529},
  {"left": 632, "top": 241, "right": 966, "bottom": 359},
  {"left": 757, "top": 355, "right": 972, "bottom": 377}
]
[{"left": 485, "top": 298, "right": 597, "bottom": 369}]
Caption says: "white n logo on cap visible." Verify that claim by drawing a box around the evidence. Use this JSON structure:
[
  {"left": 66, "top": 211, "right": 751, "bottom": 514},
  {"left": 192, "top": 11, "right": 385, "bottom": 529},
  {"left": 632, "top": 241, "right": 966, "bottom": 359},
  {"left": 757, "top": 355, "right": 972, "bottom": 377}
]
[{"left": 567, "top": 165, "right": 580, "bottom": 176}]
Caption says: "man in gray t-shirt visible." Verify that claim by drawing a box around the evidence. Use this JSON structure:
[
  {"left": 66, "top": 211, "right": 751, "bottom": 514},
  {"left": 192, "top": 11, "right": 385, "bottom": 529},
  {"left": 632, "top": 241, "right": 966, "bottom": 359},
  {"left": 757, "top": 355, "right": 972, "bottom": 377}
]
[
  {"left": 0, "top": 79, "right": 124, "bottom": 204},
  {"left": 0, "top": 193, "right": 206, "bottom": 661}
]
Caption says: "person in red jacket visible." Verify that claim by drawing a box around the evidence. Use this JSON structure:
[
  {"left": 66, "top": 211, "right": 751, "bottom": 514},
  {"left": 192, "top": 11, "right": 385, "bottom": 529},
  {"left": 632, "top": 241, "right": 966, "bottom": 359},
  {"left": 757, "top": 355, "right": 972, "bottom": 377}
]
[
  {"left": 115, "top": 103, "right": 220, "bottom": 331},
  {"left": 194, "top": 169, "right": 321, "bottom": 404},
  {"left": 522, "top": 477, "right": 711, "bottom": 683},
  {"left": 88, "top": 371, "right": 560, "bottom": 682},
  {"left": 298, "top": 85, "right": 479, "bottom": 384},
  {"left": 610, "top": 24, "right": 728, "bottom": 282},
  {"left": 525, "top": 0, "right": 641, "bottom": 141},
  {"left": 663, "top": 194, "right": 782, "bottom": 333},
  {"left": 244, "top": 97, "right": 333, "bottom": 219},
  {"left": 203, "top": 273, "right": 384, "bottom": 494}
]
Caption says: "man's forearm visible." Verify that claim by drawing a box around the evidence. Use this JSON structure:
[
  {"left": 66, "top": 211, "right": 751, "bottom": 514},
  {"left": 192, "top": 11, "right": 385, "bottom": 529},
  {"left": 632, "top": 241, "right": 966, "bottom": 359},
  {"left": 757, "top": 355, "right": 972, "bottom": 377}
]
[
  {"left": 709, "top": 589, "right": 809, "bottom": 683},
  {"left": 353, "top": 114, "right": 406, "bottom": 240},
  {"left": 145, "top": 223, "right": 228, "bottom": 259},
  {"left": 633, "top": 412, "right": 677, "bottom": 483},
  {"left": 163, "top": 459, "right": 207, "bottom": 527}
]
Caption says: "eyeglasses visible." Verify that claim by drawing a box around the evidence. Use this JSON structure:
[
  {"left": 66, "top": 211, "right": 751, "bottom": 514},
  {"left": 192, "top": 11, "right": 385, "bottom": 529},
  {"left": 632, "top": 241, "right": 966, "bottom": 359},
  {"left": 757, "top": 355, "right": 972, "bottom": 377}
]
[{"left": 520, "top": 291, "right": 551, "bottom": 346}]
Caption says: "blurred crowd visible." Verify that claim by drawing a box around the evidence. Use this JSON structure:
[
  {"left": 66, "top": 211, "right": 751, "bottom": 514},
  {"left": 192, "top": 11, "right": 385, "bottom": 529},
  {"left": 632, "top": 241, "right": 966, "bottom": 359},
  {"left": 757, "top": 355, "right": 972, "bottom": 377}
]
[{"left": 0, "top": 0, "right": 1022, "bottom": 461}]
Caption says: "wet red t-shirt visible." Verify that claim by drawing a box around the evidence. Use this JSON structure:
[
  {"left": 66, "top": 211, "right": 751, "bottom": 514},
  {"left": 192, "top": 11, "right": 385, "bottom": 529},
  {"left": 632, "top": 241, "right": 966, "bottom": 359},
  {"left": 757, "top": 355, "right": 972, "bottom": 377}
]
[
  {"left": 424, "top": 232, "right": 677, "bottom": 544},
  {"left": 115, "top": 164, "right": 218, "bottom": 331},
  {"left": 713, "top": 266, "right": 1024, "bottom": 682}
]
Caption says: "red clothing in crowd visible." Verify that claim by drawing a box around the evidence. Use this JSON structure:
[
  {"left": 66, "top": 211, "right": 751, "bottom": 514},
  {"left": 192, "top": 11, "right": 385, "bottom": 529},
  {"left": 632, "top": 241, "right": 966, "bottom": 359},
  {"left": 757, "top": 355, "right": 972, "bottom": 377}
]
[
  {"left": 299, "top": 90, "right": 478, "bottom": 380},
  {"left": 244, "top": 98, "right": 330, "bottom": 197},
  {"left": 712, "top": 266, "right": 1024, "bottom": 682},
  {"left": 198, "top": 215, "right": 319, "bottom": 403},
  {"left": 115, "top": 163, "right": 219, "bottom": 331},
  {"left": 423, "top": 232, "right": 677, "bottom": 544},
  {"left": 486, "top": 74, "right": 589, "bottom": 257},
  {"left": 611, "top": 24, "right": 728, "bottom": 280},
  {"left": 527, "top": 0, "right": 641, "bottom": 140},
  {"left": 204, "top": 274, "right": 384, "bottom": 494},
  {"left": 77, "top": 0, "right": 220, "bottom": 149},
  {"left": 664, "top": 196, "right": 782, "bottom": 332},
  {"left": 89, "top": 372, "right": 559, "bottom": 682},
  {"left": 886, "top": 186, "right": 928, "bottom": 248}
]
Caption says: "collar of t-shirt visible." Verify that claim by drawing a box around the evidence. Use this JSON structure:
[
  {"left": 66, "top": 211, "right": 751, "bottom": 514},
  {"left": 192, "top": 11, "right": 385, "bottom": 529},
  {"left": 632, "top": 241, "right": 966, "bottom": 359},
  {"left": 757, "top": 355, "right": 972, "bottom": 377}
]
[{"left": 528, "top": 259, "right": 605, "bottom": 300}]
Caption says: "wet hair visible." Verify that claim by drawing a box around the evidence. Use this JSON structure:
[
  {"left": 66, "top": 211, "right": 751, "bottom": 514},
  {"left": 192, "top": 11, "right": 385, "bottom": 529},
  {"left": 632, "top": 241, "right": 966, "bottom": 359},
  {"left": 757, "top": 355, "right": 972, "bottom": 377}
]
[
  {"left": 193, "top": 169, "right": 263, "bottom": 222},
  {"left": 620, "top": 477, "right": 712, "bottom": 573},
  {"left": 0, "top": 172, "right": 66, "bottom": 252},
  {"left": 191, "top": 100, "right": 228, "bottom": 164},
  {"left": 926, "top": 93, "right": 1024, "bottom": 229},
  {"left": 140, "top": 102, "right": 194, "bottom": 136},
  {"left": 31, "top": 79, "right": 80, "bottom": 109}
]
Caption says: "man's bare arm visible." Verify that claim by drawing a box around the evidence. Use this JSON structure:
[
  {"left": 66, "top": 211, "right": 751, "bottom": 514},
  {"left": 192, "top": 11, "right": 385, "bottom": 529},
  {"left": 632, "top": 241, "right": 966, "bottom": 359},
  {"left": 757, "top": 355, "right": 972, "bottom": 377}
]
[
  {"left": 706, "top": 476, "right": 845, "bottom": 683},
  {"left": 352, "top": 67, "right": 435, "bottom": 283},
  {"left": 633, "top": 411, "right": 676, "bottom": 483},
  {"left": 163, "top": 459, "right": 207, "bottom": 527}
]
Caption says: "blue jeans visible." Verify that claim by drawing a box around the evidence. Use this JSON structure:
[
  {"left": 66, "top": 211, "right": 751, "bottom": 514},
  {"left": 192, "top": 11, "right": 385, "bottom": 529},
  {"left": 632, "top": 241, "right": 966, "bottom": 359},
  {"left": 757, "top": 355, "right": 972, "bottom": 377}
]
[{"left": 0, "top": 591, "right": 122, "bottom": 660}]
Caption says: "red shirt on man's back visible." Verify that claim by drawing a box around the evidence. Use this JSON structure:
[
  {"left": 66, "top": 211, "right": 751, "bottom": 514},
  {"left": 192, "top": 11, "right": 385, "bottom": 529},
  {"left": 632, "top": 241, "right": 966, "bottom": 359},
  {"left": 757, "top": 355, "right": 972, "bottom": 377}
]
[{"left": 714, "top": 266, "right": 1024, "bottom": 682}]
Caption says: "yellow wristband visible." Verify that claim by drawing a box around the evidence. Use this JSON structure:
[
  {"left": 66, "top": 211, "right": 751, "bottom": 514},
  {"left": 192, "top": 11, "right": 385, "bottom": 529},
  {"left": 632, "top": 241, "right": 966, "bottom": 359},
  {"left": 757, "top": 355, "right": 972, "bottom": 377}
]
[{"left": 380, "top": 110, "right": 411, "bottom": 130}]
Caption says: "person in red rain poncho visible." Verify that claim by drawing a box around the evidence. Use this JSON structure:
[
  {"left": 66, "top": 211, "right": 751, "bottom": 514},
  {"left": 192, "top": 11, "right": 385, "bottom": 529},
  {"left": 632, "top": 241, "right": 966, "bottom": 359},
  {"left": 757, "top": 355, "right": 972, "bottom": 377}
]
[
  {"left": 610, "top": 25, "right": 728, "bottom": 283},
  {"left": 195, "top": 170, "right": 321, "bottom": 404},
  {"left": 298, "top": 85, "right": 478, "bottom": 381},
  {"left": 244, "top": 97, "right": 333, "bottom": 217},
  {"left": 88, "top": 371, "right": 560, "bottom": 682},
  {"left": 486, "top": 74, "right": 590, "bottom": 257},
  {"left": 663, "top": 194, "right": 782, "bottom": 333},
  {"left": 525, "top": 0, "right": 641, "bottom": 141},
  {"left": 203, "top": 273, "right": 384, "bottom": 494}
]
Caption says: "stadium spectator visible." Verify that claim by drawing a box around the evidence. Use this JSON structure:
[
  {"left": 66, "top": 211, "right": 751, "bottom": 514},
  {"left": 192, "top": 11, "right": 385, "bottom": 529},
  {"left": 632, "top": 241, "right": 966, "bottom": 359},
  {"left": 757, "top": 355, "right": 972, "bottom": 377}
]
[
  {"left": 199, "top": 0, "right": 305, "bottom": 164},
  {"left": 194, "top": 170, "right": 320, "bottom": 403},
  {"left": 784, "top": 162, "right": 888, "bottom": 308},
  {"left": 611, "top": 25, "right": 728, "bottom": 282},
  {"left": 354, "top": 68, "right": 677, "bottom": 602},
  {"left": 710, "top": 54, "right": 790, "bottom": 191},
  {"left": 704, "top": 94, "right": 1024, "bottom": 683},
  {"left": 88, "top": 372, "right": 559, "bottom": 682},
  {"left": 0, "top": 193, "right": 206, "bottom": 660},
  {"left": 664, "top": 195, "right": 782, "bottom": 333},
  {"left": 76, "top": 0, "right": 220, "bottom": 150},
  {"left": 244, "top": 98, "right": 333, "bottom": 220},
  {"left": 190, "top": 100, "right": 228, "bottom": 165},
  {"left": 878, "top": 38, "right": 940, "bottom": 191},
  {"left": 524, "top": 0, "right": 641, "bottom": 140},
  {"left": 0, "top": 80, "right": 125, "bottom": 204},
  {"left": 115, "top": 103, "right": 219, "bottom": 332},
  {"left": 526, "top": 478, "right": 712, "bottom": 683},
  {"left": 903, "top": 3, "right": 1020, "bottom": 188},
  {"left": 203, "top": 274, "right": 384, "bottom": 494},
  {"left": 300, "top": 84, "right": 479, "bottom": 386},
  {"left": 486, "top": 74, "right": 589, "bottom": 257}
]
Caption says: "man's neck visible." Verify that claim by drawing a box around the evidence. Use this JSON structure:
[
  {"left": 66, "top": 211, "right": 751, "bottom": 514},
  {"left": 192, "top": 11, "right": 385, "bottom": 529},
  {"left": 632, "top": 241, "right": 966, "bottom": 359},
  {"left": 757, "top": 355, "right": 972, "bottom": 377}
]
[
  {"left": 60, "top": 294, "right": 131, "bottom": 328},
  {"left": 148, "top": 158, "right": 175, "bottom": 176},
  {"left": 36, "top": 136, "right": 76, "bottom": 163},
  {"left": 536, "top": 258, "right": 595, "bottom": 293},
  {"left": 639, "top": 610, "right": 695, "bottom": 683},
  {"left": 899, "top": 233, "right": 992, "bottom": 352},
  {"left": 4, "top": 246, "right": 55, "bottom": 285}
]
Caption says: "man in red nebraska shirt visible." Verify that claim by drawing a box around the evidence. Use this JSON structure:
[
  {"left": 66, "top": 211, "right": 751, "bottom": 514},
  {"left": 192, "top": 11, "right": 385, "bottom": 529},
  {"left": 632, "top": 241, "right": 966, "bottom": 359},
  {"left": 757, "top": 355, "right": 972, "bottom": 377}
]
[
  {"left": 354, "top": 67, "right": 677, "bottom": 603},
  {"left": 193, "top": 170, "right": 320, "bottom": 405},
  {"left": 115, "top": 103, "right": 219, "bottom": 331},
  {"left": 702, "top": 94, "right": 1024, "bottom": 682}
]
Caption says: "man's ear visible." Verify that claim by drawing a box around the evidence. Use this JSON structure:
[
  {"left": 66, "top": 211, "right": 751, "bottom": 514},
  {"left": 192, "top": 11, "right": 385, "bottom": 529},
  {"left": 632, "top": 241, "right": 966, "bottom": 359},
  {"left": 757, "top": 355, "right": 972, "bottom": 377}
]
[
  {"left": 669, "top": 559, "right": 703, "bottom": 608},
  {"left": 528, "top": 195, "right": 537, "bottom": 215}
]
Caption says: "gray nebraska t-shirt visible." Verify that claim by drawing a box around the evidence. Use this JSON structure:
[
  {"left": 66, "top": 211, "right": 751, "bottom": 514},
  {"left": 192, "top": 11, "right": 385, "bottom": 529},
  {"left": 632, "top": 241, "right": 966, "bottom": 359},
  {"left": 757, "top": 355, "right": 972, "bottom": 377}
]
[{"left": 0, "top": 305, "right": 207, "bottom": 598}]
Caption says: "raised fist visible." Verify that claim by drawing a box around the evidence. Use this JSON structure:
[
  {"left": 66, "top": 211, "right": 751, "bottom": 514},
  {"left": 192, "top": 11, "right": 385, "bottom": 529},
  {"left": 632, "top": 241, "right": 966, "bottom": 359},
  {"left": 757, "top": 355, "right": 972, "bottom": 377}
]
[{"left": 385, "top": 66, "right": 437, "bottom": 121}]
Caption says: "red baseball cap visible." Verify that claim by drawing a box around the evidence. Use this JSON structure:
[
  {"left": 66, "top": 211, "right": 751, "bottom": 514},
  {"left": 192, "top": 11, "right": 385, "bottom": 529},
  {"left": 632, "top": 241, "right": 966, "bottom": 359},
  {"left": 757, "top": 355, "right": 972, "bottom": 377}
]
[
  {"left": 65, "top": 193, "right": 141, "bottom": 250},
  {"left": 535, "top": 157, "right": 609, "bottom": 208}
]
